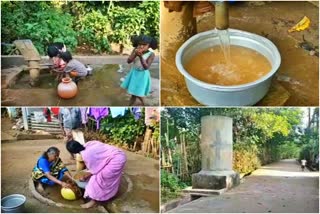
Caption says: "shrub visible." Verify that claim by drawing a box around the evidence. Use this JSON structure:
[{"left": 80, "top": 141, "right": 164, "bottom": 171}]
[
  {"left": 233, "top": 143, "right": 261, "bottom": 174},
  {"left": 279, "top": 142, "right": 300, "bottom": 159},
  {"left": 100, "top": 110, "right": 146, "bottom": 146},
  {"left": 1, "top": 1, "right": 159, "bottom": 54},
  {"left": 76, "top": 10, "right": 112, "bottom": 53},
  {"left": 1, "top": 2, "right": 77, "bottom": 55},
  {"left": 161, "top": 170, "right": 186, "bottom": 203},
  {"left": 108, "top": 6, "right": 146, "bottom": 46}
]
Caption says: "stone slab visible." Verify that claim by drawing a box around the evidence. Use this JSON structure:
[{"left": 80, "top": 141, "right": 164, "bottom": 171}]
[
  {"left": 192, "top": 170, "right": 240, "bottom": 189},
  {"left": 183, "top": 186, "right": 226, "bottom": 196}
]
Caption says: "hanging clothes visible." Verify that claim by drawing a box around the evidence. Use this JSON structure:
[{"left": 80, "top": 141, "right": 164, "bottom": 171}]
[
  {"left": 110, "top": 107, "right": 127, "bottom": 118},
  {"left": 145, "top": 107, "right": 160, "bottom": 126},
  {"left": 131, "top": 107, "right": 142, "bottom": 120},
  {"left": 43, "top": 108, "right": 52, "bottom": 122},
  {"left": 88, "top": 107, "right": 109, "bottom": 130},
  {"left": 79, "top": 107, "right": 89, "bottom": 125},
  {"left": 50, "top": 107, "right": 60, "bottom": 116}
]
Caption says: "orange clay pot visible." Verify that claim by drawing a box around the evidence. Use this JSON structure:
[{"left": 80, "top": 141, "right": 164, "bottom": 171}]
[
  {"left": 70, "top": 70, "right": 78, "bottom": 77},
  {"left": 57, "top": 77, "right": 78, "bottom": 99}
]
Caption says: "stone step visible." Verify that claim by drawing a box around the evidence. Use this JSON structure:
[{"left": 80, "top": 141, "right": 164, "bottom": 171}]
[{"left": 182, "top": 186, "right": 227, "bottom": 196}]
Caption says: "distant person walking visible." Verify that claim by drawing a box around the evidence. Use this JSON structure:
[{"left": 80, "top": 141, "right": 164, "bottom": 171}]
[
  {"left": 301, "top": 159, "right": 307, "bottom": 171},
  {"left": 59, "top": 107, "right": 82, "bottom": 160}
]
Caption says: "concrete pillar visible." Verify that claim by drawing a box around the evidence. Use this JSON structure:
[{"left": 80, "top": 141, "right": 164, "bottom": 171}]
[
  {"left": 21, "top": 107, "right": 29, "bottom": 130},
  {"left": 28, "top": 60, "right": 40, "bottom": 86},
  {"left": 192, "top": 116, "right": 239, "bottom": 190}
]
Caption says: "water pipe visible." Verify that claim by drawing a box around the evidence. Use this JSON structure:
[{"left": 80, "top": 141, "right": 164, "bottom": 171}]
[{"left": 210, "top": 1, "right": 229, "bottom": 30}]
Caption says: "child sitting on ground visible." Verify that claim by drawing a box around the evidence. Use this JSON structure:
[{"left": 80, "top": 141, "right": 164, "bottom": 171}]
[{"left": 59, "top": 51, "right": 88, "bottom": 85}]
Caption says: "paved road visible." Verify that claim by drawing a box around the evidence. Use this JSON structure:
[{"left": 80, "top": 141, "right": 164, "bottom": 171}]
[{"left": 169, "top": 159, "right": 319, "bottom": 213}]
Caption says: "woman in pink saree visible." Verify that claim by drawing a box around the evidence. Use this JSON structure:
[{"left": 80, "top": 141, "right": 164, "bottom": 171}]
[{"left": 66, "top": 140, "right": 127, "bottom": 208}]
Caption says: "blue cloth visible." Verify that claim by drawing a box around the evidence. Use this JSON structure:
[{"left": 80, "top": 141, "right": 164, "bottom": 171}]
[
  {"left": 110, "top": 107, "right": 127, "bottom": 118},
  {"left": 39, "top": 168, "right": 67, "bottom": 186},
  {"left": 121, "top": 51, "right": 152, "bottom": 97},
  {"left": 33, "top": 156, "right": 68, "bottom": 186},
  {"left": 38, "top": 156, "right": 52, "bottom": 173},
  {"left": 132, "top": 107, "right": 142, "bottom": 120}
]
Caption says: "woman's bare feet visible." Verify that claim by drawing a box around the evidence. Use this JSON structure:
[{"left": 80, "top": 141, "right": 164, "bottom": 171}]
[{"left": 81, "top": 199, "right": 96, "bottom": 208}]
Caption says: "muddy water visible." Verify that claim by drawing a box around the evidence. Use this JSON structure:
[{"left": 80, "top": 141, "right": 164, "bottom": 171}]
[
  {"left": 185, "top": 45, "right": 271, "bottom": 85},
  {"left": 161, "top": 1, "right": 319, "bottom": 106},
  {"left": 7, "top": 64, "right": 159, "bottom": 106}
]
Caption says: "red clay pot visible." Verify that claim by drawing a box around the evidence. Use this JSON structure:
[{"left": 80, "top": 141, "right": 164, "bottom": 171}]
[{"left": 57, "top": 77, "right": 78, "bottom": 99}]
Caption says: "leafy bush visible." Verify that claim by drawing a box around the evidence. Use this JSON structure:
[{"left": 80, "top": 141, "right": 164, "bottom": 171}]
[
  {"left": 108, "top": 6, "right": 146, "bottom": 46},
  {"left": 233, "top": 142, "right": 261, "bottom": 174},
  {"left": 76, "top": 10, "right": 112, "bottom": 52},
  {"left": 279, "top": 142, "right": 300, "bottom": 159},
  {"left": 161, "top": 170, "right": 186, "bottom": 203},
  {"left": 138, "top": 1, "right": 160, "bottom": 38},
  {"left": 1, "top": 1, "right": 159, "bottom": 54},
  {"left": 1, "top": 2, "right": 77, "bottom": 55},
  {"left": 100, "top": 111, "right": 146, "bottom": 146}
]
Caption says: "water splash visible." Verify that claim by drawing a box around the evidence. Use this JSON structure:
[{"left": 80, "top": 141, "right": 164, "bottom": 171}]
[{"left": 216, "top": 29, "right": 231, "bottom": 65}]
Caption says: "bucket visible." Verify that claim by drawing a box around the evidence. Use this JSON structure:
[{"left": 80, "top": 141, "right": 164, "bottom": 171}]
[
  {"left": 175, "top": 28, "right": 281, "bottom": 106},
  {"left": 1, "top": 194, "right": 26, "bottom": 213}
]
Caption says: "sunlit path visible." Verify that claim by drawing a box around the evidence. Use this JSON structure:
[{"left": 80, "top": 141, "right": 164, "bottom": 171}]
[{"left": 169, "top": 159, "right": 319, "bottom": 213}]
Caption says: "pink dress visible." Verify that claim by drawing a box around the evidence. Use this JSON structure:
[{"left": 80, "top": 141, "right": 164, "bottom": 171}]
[{"left": 80, "top": 141, "right": 127, "bottom": 201}]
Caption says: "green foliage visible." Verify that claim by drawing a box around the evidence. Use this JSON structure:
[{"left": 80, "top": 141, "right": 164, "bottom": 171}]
[
  {"left": 1, "top": 1, "right": 159, "bottom": 54},
  {"left": 108, "top": 6, "right": 146, "bottom": 45},
  {"left": 100, "top": 111, "right": 145, "bottom": 146},
  {"left": 161, "top": 107, "right": 311, "bottom": 202},
  {"left": 279, "top": 141, "right": 300, "bottom": 159},
  {"left": 1, "top": 1, "right": 77, "bottom": 55},
  {"left": 233, "top": 143, "right": 261, "bottom": 174},
  {"left": 299, "top": 126, "right": 319, "bottom": 165},
  {"left": 138, "top": 1, "right": 160, "bottom": 38},
  {"left": 76, "top": 10, "right": 112, "bottom": 52},
  {"left": 161, "top": 170, "right": 186, "bottom": 203},
  {"left": 251, "top": 112, "right": 290, "bottom": 138}
]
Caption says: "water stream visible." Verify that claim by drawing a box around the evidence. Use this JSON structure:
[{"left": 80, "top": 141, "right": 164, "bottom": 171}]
[{"left": 216, "top": 28, "right": 231, "bottom": 65}]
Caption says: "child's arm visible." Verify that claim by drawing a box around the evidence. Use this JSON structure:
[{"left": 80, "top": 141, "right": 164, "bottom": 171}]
[
  {"left": 127, "top": 49, "right": 137, "bottom": 63},
  {"left": 138, "top": 52, "right": 155, "bottom": 70}
]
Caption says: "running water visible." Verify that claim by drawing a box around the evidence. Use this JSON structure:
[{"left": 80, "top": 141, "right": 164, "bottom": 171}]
[{"left": 216, "top": 29, "right": 231, "bottom": 65}]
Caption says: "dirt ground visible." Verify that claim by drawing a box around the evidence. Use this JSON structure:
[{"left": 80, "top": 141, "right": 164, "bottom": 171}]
[
  {"left": 2, "top": 63, "right": 159, "bottom": 106},
  {"left": 168, "top": 159, "right": 319, "bottom": 213},
  {"left": 161, "top": 1, "right": 319, "bottom": 106},
  {"left": 1, "top": 120, "right": 159, "bottom": 213}
]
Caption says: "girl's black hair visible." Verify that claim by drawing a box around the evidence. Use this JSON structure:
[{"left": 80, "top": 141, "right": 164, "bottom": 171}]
[
  {"left": 66, "top": 140, "right": 85, "bottom": 154},
  {"left": 42, "top": 147, "right": 60, "bottom": 159},
  {"left": 131, "top": 35, "right": 158, "bottom": 50},
  {"left": 47, "top": 42, "right": 65, "bottom": 58},
  {"left": 59, "top": 51, "right": 73, "bottom": 63}
]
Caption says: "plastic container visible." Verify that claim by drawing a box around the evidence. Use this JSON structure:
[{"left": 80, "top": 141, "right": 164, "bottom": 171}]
[
  {"left": 175, "top": 28, "right": 281, "bottom": 106},
  {"left": 1, "top": 194, "right": 26, "bottom": 213}
]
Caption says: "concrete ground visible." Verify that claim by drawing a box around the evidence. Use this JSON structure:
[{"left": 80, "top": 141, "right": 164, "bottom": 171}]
[
  {"left": 1, "top": 56, "right": 159, "bottom": 106},
  {"left": 168, "top": 159, "right": 319, "bottom": 213},
  {"left": 1, "top": 120, "right": 159, "bottom": 213}
]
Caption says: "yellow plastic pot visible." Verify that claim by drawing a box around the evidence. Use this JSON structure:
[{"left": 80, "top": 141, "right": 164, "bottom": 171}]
[{"left": 61, "top": 187, "right": 76, "bottom": 200}]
